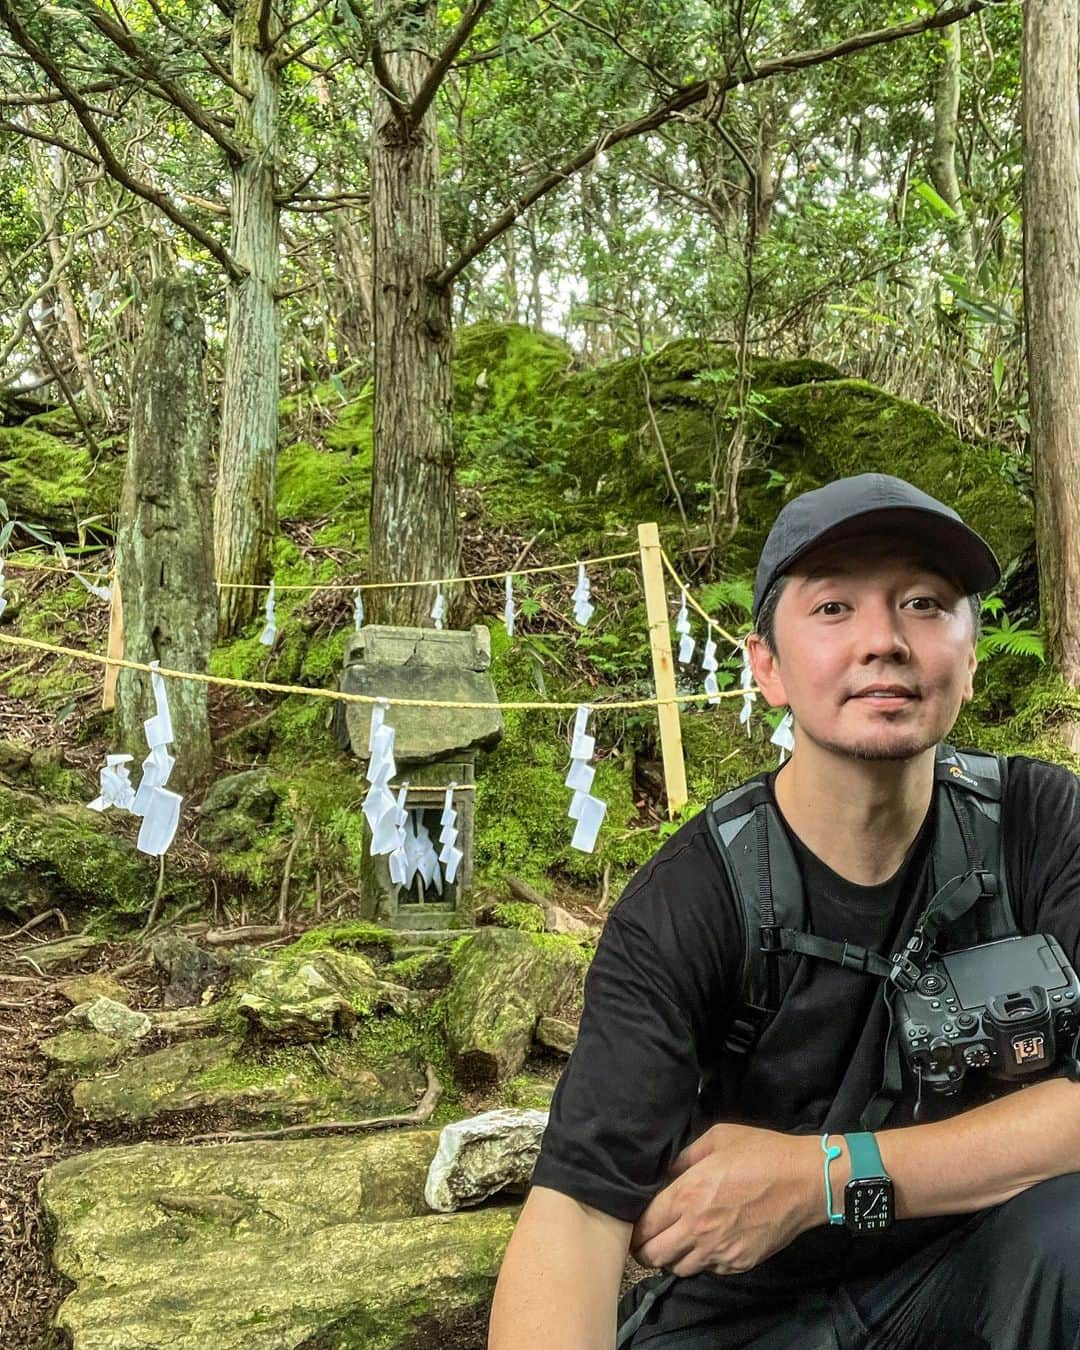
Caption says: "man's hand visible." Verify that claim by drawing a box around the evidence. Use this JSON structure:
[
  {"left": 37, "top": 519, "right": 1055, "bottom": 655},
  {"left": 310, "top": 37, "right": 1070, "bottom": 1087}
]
[{"left": 630, "top": 1124, "right": 823, "bottom": 1277}]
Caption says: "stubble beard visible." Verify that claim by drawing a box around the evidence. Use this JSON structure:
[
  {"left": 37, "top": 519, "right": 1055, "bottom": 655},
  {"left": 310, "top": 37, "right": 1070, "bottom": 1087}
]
[{"left": 802, "top": 718, "right": 943, "bottom": 763}]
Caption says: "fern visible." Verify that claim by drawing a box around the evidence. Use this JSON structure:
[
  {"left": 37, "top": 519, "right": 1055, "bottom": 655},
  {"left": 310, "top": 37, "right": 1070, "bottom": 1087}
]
[
  {"left": 699, "top": 578, "right": 754, "bottom": 619},
  {"left": 977, "top": 613, "right": 1045, "bottom": 663}
]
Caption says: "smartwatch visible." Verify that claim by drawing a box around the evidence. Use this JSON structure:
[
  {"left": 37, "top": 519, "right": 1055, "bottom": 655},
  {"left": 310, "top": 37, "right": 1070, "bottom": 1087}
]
[{"left": 841, "top": 1131, "right": 895, "bottom": 1233}]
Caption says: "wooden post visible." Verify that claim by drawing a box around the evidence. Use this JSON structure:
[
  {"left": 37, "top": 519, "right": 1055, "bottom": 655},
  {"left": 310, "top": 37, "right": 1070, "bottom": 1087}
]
[
  {"left": 102, "top": 573, "right": 123, "bottom": 712},
  {"left": 638, "top": 522, "right": 688, "bottom": 816}
]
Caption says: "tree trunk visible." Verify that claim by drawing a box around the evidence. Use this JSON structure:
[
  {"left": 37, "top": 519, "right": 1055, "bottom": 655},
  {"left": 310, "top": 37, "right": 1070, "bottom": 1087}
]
[
  {"left": 1023, "top": 0, "right": 1080, "bottom": 688},
  {"left": 930, "top": 23, "right": 975, "bottom": 271},
  {"left": 213, "top": 0, "right": 282, "bottom": 637},
  {"left": 115, "top": 278, "right": 215, "bottom": 791},
  {"left": 27, "top": 137, "right": 106, "bottom": 421},
  {"left": 333, "top": 207, "right": 374, "bottom": 376},
  {"left": 367, "top": 0, "right": 456, "bottom": 626}
]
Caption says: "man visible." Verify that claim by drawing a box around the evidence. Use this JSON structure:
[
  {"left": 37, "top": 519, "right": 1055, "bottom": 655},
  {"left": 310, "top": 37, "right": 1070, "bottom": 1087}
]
[{"left": 488, "top": 475, "right": 1080, "bottom": 1350}]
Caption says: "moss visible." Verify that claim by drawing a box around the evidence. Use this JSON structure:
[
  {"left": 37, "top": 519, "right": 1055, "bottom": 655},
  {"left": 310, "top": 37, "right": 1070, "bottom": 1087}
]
[
  {"left": 276, "top": 920, "right": 404, "bottom": 961},
  {"left": 0, "top": 424, "right": 122, "bottom": 534},
  {"left": 489, "top": 902, "right": 545, "bottom": 933},
  {"left": 500, "top": 1071, "right": 557, "bottom": 1111}
]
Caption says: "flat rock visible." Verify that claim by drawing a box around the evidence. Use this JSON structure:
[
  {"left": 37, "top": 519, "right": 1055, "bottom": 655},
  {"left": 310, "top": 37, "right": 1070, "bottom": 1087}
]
[
  {"left": 535, "top": 1015, "right": 579, "bottom": 1055},
  {"left": 41, "top": 1131, "right": 519, "bottom": 1350},
  {"left": 41, "top": 1028, "right": 126, "bottom": 1076},
  {"left": 425, "top": 1108, "right": 548, "bottom": 1212},
  {"left": 56, "top": 973, "right": 129, "bottom": 1006},
  {"left": 71, "top": 1033, "right": 426, "bottom": 1125},
  {"left": 66, "top": 996, "right": 151, "bottom": 1041}
]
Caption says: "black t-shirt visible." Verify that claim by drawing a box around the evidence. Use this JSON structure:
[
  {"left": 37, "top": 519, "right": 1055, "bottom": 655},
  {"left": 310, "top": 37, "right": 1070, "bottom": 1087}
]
[{"left": 530, "top": 755, "right": 1080, "bottom": 1262}]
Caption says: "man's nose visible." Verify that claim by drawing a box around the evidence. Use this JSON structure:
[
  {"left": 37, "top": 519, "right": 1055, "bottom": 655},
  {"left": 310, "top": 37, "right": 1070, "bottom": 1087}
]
[{"left": 855, "top": 600, "right": 910, "bottom": 661}]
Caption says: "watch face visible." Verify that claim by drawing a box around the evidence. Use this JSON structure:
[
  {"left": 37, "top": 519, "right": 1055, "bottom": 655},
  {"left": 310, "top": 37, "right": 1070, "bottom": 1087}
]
[{"left": 846, "top": 1178, "right": 894, "bottom": 1232}]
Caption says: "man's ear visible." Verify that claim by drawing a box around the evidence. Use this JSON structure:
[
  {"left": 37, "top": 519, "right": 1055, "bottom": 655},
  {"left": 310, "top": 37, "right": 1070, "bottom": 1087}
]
[
  {"left": 961, "top": 638, "right": 978, "bottom": 704},
  {"left": 745, "top": 632, "right": 789, "bottom": 709}
]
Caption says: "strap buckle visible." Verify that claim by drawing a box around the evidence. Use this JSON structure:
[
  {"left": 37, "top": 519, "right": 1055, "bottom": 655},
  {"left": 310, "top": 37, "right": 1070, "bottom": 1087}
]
[
  {"left": 888, "top": 933, "right": 927, "bottom": 991},
  {"left": 759, "top": 924, "right": 782, "bottom": 954}
]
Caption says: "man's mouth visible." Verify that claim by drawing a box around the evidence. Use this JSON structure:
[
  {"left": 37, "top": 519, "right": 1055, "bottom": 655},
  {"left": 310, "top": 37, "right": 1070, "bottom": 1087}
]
[{"left": 850, "top": 686, "right": 919, "bottom": 702}]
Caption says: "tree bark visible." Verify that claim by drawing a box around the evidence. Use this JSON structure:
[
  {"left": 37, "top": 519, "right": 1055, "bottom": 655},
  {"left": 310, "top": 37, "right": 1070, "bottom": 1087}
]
[
  {"left": 930, "top": 22, "right": 975, "bottom": 272},
  {"left": 1023, "top": 0, "right": 1080, "bottom": 687},
  {"left": 367, "top": 0, "right": 456, "bottom": 625},
  {"left": 115, "top": 279, "right": 215, "bottom": 791},
  {"left": 213, "top": 0, "right": 283, "bottom": 636}
]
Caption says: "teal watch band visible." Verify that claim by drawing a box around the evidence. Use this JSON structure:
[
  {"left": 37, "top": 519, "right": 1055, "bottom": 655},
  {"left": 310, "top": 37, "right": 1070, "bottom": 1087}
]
[{"left": 845, "top": 1131, "right": 887, "bottom": 1180}]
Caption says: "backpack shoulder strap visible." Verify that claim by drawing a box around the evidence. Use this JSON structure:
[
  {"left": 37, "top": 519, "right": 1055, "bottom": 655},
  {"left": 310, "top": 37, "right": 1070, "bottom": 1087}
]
[{"left": 705, "top": 775, "right": 802, "bottom": 1054}]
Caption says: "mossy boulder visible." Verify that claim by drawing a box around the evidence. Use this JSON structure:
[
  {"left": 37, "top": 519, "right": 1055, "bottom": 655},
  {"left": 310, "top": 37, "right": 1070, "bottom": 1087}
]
[
  {"left": 196, "top": 768, "right": 283, "bottom": 852},
  {"left": 236, "top": 948, "right": 416, "bottom": 1042},
  {"left": 41, "top": 1130, "right": 519, "bottom": 1350},
  {"left": 0, "top": 784, "right": 199, "bottom": 919},
  {"left": 41, "top": 1027, "right": 126, "bottom": 1077},
  {"left": 443, "top": 927, "right": 591, "bottom": 1086},
  {"left": 0, "top": 422, "right": 123, "bottom": 535},
  {"left": 71, "top": 1031, "right": 428, "bottom": 1126}
]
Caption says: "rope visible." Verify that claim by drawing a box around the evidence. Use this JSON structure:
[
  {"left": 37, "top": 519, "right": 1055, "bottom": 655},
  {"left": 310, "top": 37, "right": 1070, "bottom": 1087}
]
[
  {"left": 0, "top": 631, "right": 751, "bottom": 712},
  {"left": 659, "top": 548, "right": 745, "bottom": 649},
  {"left": 2, "top": 549, "right": 639, "bottom": 593}
]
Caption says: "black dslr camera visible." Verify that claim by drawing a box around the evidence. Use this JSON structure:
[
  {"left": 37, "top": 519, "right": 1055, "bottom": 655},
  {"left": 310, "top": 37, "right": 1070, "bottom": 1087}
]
[{"left": 893, "top": 935, "right": 1080, "bottom": 1098}]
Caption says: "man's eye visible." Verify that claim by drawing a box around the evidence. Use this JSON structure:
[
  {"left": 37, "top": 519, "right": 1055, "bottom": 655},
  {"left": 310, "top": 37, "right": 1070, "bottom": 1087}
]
[
  {"left": 814, "top": 601, "right": 847, "bottom": 616},
  {"left": 904, "top": 597, "right": 942, "bottom": 611}
]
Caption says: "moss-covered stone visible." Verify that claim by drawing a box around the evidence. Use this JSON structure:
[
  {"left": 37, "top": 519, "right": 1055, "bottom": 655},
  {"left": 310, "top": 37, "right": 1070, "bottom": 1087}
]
[
  {"left": 41, "top": 1131, "right": 518, "bottom": 1350},
  {"left": 0, "top": 423, "right": 123, "bottom": 535},
  {"left": 41, "top": 1027, "right": 126, "bottom": 1077},
  {"left": 444, "top": 927, "right": 590, "bottom": 1085},
  {"left": 236, "top": 948, "right": 415, "bottom": 1041},
  {"left": 71, "top": 1030, "right": 428, "bottom": 1126},
  {"left": 0, "top": 783, "right": 195, "bottom": 917}
]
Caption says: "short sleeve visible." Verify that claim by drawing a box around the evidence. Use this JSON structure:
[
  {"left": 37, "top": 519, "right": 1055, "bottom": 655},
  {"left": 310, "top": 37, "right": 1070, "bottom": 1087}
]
[
  {"left": 528, "top": 909, "right": 703, "bottom": 1223},
  {"left": 1006, "top": 756, "right": 1080, "bottom": 970}
]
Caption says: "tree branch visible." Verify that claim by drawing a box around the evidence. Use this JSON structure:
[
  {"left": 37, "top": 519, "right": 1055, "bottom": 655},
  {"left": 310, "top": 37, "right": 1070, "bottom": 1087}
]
[
  {"left": 0, "top": 115, "right": 99, "bottom": 162},
  {"left": 0, "top": 76, "right": 126, "bottom": 104},
  {"left": 435, "top": 0, "right": 1001, "bottom": 289},
  {"left": 72, "top": 0, "right": 246, "bottom": 161},
  {"left": 0, "top": 0, "right": 243, "bottom": 280},
  {"left": 405, "top": 0, "right": 492, "bottom": 131}
]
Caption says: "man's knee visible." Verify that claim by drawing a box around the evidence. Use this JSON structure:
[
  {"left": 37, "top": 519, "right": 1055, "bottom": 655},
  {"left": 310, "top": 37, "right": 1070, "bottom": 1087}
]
[{"left": 990, "top": 1172, "right": 1080, "bottom": 1280}]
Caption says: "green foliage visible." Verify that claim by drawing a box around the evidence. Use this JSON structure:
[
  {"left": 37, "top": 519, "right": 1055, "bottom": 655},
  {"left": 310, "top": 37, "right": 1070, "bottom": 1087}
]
[
  {"left": 489, "top": 902, "right": 545, "bottom": 933},
  {"left": 976, "top": 597, "right": 1045, "bottom": 663}
]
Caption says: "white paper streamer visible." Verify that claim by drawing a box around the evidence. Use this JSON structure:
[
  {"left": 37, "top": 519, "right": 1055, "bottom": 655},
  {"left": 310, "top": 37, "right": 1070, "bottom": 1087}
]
[
  {"left": 88, "top": 660, "right": 184, "bottom": 856},
  {"left": 74, "top": 571, "right": 112, "bottom": 603},
  {"left": 354, "top": 587, "right": 364, "bottom": 632},
  {"left": 259, "top": 579, "right": 277, "bottom": 646},
  {"left": 572, "top": 564, "right": 594, "bottom": 626},
  {"left": 771, "top": 710, "right": 795, "bottom": 765},
  {"left": 504, "top": 574, "right": 515, "bottom": 637},
  {"left": 566, "top": 704, "right": 607, "bottom": 852},
  {"left": 439, "top": 782, "right": 463, "bottom": 886},
  {"left": 0, "top": 557, "right": 8, "bottom": 619},
  {"left": 364, "top": 704, "right": 407, "bottom": 867},
  {"left": 87, "top": 753, "right": 136, "bottom": 813},
  {"left": 676, "top": 592, "right": 694, "bottom": 665},
  {"left": 431, "top": 585, "right": 446, "bottom": 630},
  {"left": 739, "top": 645, "right": 756, "bottom": 736}
]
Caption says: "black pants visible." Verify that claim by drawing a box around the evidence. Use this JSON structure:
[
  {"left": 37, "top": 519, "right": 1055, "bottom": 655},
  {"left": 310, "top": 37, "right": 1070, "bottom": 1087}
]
[{"left": 615, "top": 1174, "right": 1080, "bottom": 1349}]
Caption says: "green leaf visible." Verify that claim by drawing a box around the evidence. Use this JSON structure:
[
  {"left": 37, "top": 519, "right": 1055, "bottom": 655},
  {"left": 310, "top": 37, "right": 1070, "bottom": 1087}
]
[{"left": 913, "top": 181, "right": 958, "bottom": 220}]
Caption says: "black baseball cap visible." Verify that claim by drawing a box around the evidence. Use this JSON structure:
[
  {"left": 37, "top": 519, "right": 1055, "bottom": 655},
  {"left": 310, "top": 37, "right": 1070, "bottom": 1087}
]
[{"left": 752, "top": 473, "right": 1001, "bottom": 621}]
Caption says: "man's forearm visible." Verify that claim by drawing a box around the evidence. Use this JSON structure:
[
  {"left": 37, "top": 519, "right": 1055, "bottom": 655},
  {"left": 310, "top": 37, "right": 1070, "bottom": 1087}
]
[
  {"left": 489, "top": 1187, "right": 629, "bottom": 1350},
  {"left": 822, "top": 1077, "right": 1080, "bottom": 1222}
]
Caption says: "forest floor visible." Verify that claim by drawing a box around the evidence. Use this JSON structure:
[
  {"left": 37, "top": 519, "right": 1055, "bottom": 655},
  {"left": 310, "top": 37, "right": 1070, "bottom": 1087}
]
[{"left": 0, "top": 925, "right": 651, "bottom": 1350}]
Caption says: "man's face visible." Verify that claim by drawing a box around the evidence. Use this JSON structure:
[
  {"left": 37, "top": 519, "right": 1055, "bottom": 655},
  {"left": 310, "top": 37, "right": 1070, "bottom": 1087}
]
[{"left": 748, "top": 533, "right": 979, "bottom": 762}]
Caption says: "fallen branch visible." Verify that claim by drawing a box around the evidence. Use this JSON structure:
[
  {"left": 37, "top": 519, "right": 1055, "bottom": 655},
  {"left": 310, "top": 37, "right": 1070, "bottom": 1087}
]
[
  {"left": 178, "top": 1063, "right": 443, "bottom": 1145},
  {"left": 204, "top": 924, "right": 293, "bottom": 947},
  {"left": 0, "top": 909, "right": 69, "bottom": 943}
]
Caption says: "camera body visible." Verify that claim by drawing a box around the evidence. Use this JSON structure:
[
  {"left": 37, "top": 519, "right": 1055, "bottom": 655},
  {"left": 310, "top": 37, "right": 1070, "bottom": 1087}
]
[{"left": 893, "top": 934, "right": 1080, "bottom": 1097}]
